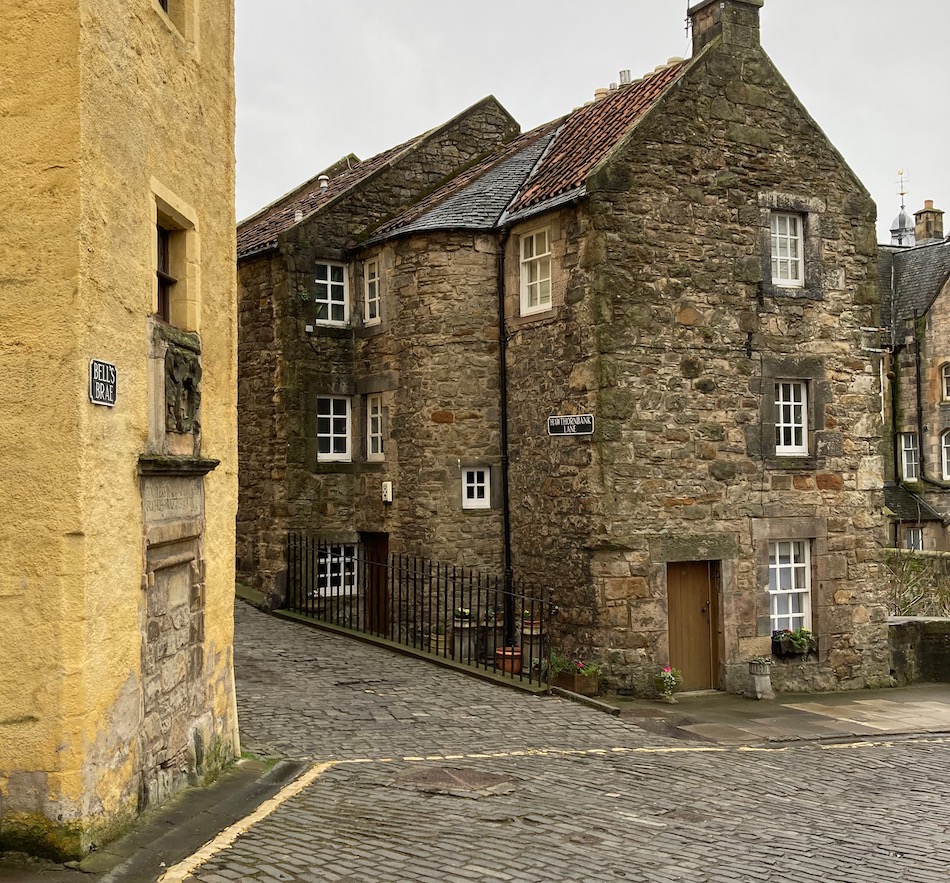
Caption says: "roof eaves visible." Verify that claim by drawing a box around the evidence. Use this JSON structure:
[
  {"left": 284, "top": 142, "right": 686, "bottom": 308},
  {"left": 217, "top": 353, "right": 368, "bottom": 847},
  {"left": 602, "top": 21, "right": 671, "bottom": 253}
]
[{"left": 500, "top": 186, "right": 587, "bottom": 228}]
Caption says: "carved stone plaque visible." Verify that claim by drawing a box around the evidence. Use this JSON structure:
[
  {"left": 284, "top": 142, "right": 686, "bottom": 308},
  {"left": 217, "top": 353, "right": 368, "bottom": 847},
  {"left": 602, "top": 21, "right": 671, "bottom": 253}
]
[{"left": 142, "top": 476, "right": 203, "bottom": 523}]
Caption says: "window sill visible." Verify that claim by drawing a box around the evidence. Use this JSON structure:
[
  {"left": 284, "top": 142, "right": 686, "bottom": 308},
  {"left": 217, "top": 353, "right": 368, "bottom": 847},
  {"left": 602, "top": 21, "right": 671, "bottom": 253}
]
[{"left": 760, "top": 282, "right": 823, "bottom": 301}]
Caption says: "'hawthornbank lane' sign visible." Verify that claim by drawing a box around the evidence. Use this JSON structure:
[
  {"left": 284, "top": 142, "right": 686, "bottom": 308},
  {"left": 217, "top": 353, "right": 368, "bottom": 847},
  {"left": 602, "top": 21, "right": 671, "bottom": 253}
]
[{"left": 547, "top": 413, "right": 594, "bottom": 436}]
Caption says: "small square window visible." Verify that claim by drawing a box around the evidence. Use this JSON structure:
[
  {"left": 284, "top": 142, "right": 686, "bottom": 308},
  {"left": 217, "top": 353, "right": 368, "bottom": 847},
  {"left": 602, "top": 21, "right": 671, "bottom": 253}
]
[
  {"left": 774, "top": 381, "right": 808, "bottom": 456},
  {"left": 314, "top": 262, "right": 348, "bottom": 325},
  {"left": 316, "top": 396, "right": 351, "bottom": 462},
  {"left": 770, "top": 212, "right": 804, "bottom": 288},
  {"left": 768, "top": 540, "right": 811, "bottom": 632},
  {"left": 367, "top": 394, "right": 384, "bottom": 462},
  {"left": 901, "top": 433, "right": 920, "bottom": 481},
  {"left": 520, "top": 228, "right": 552, "bottom": 315},
  {"left": 316, "top": 544, "right": 357, "bottom": 597},
  {"left": 462, "top": 467, "right": 490, "bottom": 510},
  {"left": 364, "top": 259, "right": 381, "bottom": 326}
]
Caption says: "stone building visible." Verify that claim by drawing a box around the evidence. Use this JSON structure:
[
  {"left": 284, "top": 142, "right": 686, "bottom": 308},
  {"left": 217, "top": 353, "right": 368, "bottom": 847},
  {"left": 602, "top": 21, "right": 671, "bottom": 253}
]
[
  {"left": 0, "top": 0, "right": 238, "bottom": 858},
  {"left": 238, "top": 0, "right": 890, "bottom": 695},
  {"left": 880, "top": 200, "right": 950, "bottom": 550}
]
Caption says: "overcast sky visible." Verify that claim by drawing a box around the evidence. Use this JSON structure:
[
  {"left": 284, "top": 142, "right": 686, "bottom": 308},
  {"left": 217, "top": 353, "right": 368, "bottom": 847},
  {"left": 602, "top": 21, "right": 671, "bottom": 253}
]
[{"left": 235, "top": 1, "right": 946, "bottom": 243}]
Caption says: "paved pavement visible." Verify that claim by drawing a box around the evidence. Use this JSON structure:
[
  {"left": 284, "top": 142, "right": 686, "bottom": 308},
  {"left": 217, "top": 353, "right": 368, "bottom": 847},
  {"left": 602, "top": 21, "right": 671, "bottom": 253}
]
[{"left": 6, "top": 601, "right": 950, "bottom": 882}]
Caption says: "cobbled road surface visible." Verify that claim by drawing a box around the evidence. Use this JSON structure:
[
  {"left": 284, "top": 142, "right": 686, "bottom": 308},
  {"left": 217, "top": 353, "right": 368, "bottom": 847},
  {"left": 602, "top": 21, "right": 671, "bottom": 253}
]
[{"left": 188, "top": 603, "right": 950, "bottom": 883}]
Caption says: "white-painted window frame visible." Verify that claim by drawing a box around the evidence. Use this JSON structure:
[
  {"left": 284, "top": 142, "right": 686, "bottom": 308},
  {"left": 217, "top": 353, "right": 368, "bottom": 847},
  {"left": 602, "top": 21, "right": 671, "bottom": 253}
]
[
  {"left": 774, "top": 380, "right": 808, "bottom": 456},
  {"left": 770, "top": 212, "right": 804, "bottom": 288},
  {"left": 942, "top": 363, "right": 950, "bottom": 401},
  {"left": 316, "top": 544, "right": 357, "bottom": 597},
  {"left": 316, "top": 396, "right": 351, "bottom": 462},
  {"left": 462, "top": 467, "right": 491, "bottom": 510},
  {"left": 904, "top": 527, "right": 924, "bottom": 551},
  {"left": 314, "top": 261, "right": 348, "bottom": 325},
  {"left": 364, "top": 258, "right": 380, "bottom": 326},
  {"left": 768, "top": 540, "right": 812, "bottom": 632},
  {"left": 519, "top": 228, "right": 552, "bottom": 315},
  {"left": 367, "top": 394, "right": 384, "bottom": 462},
  {"left": 901, "top": 432, "right": 920, "bottom": 481}
]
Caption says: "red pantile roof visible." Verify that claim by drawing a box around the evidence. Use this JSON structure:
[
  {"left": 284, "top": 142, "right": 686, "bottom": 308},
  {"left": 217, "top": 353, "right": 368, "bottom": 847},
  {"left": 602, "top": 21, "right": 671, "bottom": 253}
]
[{"left": 509, "top": 61, "right": 686, "bottom": 214}]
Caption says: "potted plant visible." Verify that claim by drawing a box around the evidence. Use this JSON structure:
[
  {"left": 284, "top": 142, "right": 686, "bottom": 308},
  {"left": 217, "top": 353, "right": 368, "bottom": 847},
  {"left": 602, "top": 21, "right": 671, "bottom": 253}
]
[
  {"left": 771, "top": 628, "right": 817, "bottom": 658},
  {"left": 551, "top": 653, "right": 601, "bottom": 696},
  {"left": 520, "top": 608, "right": 542, "bottom": 636},
  {"left": 653, "top": 665, "right": 683, "bottom": 703}
]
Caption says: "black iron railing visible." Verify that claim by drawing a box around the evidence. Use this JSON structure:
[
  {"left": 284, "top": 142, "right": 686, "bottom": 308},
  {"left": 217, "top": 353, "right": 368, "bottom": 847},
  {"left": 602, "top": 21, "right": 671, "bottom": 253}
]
[{"left": 285, "top": 534, "right": 550, "bottom": 686}]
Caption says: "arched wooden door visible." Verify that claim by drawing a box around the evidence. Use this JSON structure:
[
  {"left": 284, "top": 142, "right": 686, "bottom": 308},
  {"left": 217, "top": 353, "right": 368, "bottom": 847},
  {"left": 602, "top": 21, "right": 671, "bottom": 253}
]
[{"left": 667, "top": 561, "right": 720, "bottom": 691}]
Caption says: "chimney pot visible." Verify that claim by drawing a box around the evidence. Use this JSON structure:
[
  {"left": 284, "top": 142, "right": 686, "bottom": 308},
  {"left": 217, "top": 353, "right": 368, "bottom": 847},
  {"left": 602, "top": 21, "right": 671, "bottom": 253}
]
[
  {"left": 619, "top": 69, "right": 632, "bottom": 85},
  {"left": 318, "top": 174, "right": 330, "bottom": 191},
  {"left": 594, "top": 87, "right": 609, "bottom": 101}
]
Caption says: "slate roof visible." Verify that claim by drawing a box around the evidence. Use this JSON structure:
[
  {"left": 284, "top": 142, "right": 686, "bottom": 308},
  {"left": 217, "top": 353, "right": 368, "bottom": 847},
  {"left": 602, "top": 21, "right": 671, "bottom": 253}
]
[
  {"left": 366, "top": 125, "right": 561, "bottom": 242},
  {"left": 884, "top": 484, "right": 944, "bottom": 523},
  {"left": 372, "top": 60, "right": 687, "bottom": 242},
  {"left": 237, "top": 146, "right": 411, "bottom": 258},
  {"left": 886, "top": 238, "right": 950, "bottom": 324}
]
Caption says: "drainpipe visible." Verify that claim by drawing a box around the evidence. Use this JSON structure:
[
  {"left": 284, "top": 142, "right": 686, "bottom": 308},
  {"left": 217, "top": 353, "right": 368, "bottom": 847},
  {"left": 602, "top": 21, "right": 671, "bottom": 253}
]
[{"left": 496, "top": 230, "right": 515, "bottom": 646}]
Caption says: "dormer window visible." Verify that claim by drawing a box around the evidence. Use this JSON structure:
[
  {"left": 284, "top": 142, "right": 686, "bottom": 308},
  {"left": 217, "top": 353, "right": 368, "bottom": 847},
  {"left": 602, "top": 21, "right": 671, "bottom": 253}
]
[{"left": 520, "top": 228, "right": 552, "bottom": 315}]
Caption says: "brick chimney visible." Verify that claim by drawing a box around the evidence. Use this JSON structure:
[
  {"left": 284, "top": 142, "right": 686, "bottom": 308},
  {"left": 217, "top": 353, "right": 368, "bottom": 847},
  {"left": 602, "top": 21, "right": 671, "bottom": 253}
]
[
  {"left": 914, "top": 200, "right": 945, "bottom": 244},
  {"left": 690, "top": 0, "right": 764, "bottom": 55}
]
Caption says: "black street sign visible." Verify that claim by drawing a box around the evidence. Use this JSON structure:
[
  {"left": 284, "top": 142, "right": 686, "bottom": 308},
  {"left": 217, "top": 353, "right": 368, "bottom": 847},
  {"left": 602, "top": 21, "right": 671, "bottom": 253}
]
[
  {"left": 547, "top": 413, "right": 593, "bottom": 435},
  {"left": 89, "top": 359, "right": 117, "bottom": 407}
]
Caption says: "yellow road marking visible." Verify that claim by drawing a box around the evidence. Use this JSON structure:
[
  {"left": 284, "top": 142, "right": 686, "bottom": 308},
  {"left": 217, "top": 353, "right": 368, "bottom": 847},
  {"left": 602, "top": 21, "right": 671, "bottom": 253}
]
[
  {"left": 163, "top": 734, "right": 950, "bottom": 879},
  {"left": 158, "top": 761, "right": 336, "bottom": 883}
]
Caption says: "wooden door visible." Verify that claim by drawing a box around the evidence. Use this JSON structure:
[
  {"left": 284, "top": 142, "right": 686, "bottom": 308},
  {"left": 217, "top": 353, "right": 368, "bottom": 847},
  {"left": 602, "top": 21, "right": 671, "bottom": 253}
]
[
  {"left": 667, "top": 561, "right": 720, "bottom": 691},
  {"left": 361, "top": 532, "right": 390, "bottom": 635}
]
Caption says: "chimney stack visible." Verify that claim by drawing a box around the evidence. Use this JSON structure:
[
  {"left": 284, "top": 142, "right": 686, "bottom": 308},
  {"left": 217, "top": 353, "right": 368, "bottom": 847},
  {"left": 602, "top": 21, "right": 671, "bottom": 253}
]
[
  {"left": 689, "top": 0, "right": 764, "bottom": 56},
  {"left": 915, "top": 199, "right": 945, "bottom": 244}
]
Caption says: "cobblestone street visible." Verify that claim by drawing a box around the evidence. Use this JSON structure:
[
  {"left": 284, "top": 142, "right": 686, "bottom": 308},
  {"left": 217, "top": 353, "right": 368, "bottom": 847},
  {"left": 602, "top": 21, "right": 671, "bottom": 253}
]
[{"left": 182, "top": 604, "right": 950, "bottom": 882}]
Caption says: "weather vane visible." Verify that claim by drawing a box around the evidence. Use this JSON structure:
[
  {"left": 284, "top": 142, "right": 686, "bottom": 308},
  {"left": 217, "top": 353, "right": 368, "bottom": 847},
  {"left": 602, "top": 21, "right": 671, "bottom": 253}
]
[{"left": 897, "top": 168, "right": 910, "bottom": 211}]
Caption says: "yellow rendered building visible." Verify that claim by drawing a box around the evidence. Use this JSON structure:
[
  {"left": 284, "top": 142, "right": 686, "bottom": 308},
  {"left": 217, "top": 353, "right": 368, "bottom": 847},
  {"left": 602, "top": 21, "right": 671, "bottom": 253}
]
[{"left": 0, "top": 0, "right": 238, "bottom": 858}]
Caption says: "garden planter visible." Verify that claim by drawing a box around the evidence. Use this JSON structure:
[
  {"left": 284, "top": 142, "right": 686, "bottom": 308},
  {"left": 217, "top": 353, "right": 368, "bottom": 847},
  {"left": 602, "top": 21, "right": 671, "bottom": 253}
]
[
  {"left": 495, "top": 646, "right": 523, "bottom": 674},
  {"left": 554, "top": 672, "right": 600, "bottom": 696},
  {"left": 453, "top": 619, "right": 476, "bottom": 660},
  {"left": 771, "top": 636, "right": 818, "bottom": 658}
]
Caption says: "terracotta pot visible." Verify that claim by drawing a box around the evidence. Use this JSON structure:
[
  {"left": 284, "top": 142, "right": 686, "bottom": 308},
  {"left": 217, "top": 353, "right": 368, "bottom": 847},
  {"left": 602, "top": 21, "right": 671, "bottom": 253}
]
[{"left": 495, "top": 646, "right": 523, "bottom": 674}]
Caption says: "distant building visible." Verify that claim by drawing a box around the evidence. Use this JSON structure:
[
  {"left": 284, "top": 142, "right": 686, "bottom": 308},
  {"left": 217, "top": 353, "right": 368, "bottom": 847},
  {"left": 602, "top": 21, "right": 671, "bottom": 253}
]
[
  {"left": 881, "top": 200, "right": 950, "bottom": 549},
  {"left": 0, "top": 0, "right": 238, "bottom": 858},
  {"left": 238, "top": 0, "right": 891, "bottom": 695}
]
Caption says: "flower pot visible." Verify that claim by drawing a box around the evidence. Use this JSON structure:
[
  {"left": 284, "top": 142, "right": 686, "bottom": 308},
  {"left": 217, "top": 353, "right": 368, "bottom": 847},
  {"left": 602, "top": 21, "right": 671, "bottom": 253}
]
[
  {"left": 495, "top": 646, "right": 523, "bottom": 674},
  {"left": 520, "top": 619, "right": 542, "bottom": 637},
  {"left": 748, "top": 660, "right": 771, "bottom": 676},
  {"left": 554, "top": 672, "right": 600, "bottom": 696}
]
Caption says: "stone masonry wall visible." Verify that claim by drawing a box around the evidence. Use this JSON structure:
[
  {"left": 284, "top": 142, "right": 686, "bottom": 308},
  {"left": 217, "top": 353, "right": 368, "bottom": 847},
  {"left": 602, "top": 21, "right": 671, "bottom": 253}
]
[
  {"left": 366, "top": 231, "right": 505, "bottom": 572},
  {"left": 236, "top": 99, "right": 518, "bottom": 598},
  {"left": 504, "top": 206, "right": 601, "bottom": 649},
  {"left": 502, "top": 39, "right": 888, "bottom": 694},
  {"left": 580, "top": 40, "right": 889, "bottom": 693}
]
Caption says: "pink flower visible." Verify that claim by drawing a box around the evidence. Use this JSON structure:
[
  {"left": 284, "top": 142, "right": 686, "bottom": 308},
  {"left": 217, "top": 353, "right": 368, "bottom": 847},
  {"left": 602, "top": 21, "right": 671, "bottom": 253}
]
[{"left": 662, "top": 665, "right": 672, "bottom": 672}]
